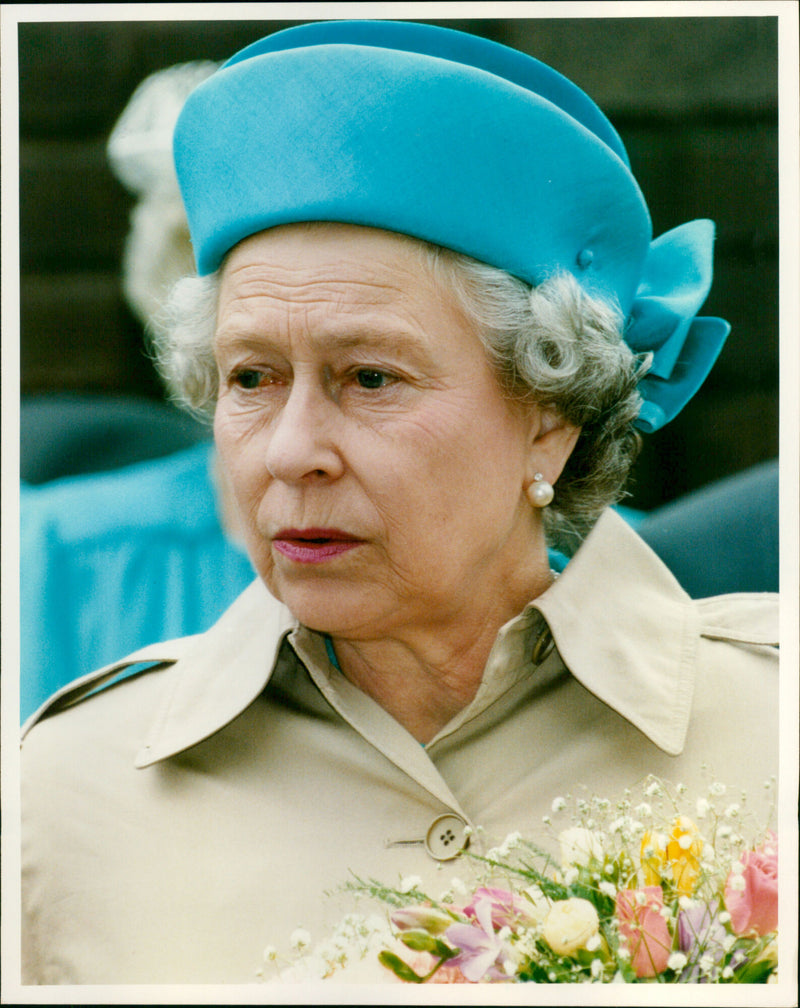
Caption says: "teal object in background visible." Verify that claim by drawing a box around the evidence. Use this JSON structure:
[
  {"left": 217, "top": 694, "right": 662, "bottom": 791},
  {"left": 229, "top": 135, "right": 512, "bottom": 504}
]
[{"left": 20, "top": 442, "right": 255, "bottom": 722}]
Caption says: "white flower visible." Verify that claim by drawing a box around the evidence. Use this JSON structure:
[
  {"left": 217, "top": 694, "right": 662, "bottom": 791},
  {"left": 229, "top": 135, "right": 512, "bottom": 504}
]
[
  {"left": 450, "top": 876, "right": 468, "bottom": 896},
  {"left": 398, "top": 875, "right": 422, "bottom": 894},
  {"left": 496, "top": 831, "right": 522, "bottom": 856},
  {"left": 552, "top": 796, "right": 567, "bottom": 813},
  {"left": 696, "top": 797, "right": 710, "bottom": 818},
  {"left": 591, "top": 957, "right": 604, "bottom": 978},
  {"left": 667, "top": 952, "right": 688, "bottom": 971},
  {"left": 563, "top": 866, "right": 579, "bottom": 886},
  {"left": 722, "top": 966, "right": 734, "bottom": 979},
  {"left": 635, "top": 802, "right": 652, "bottom": 818},
  {"left": 727, "top": 874, "right": 746, "bottom": 892},
  {"left": 262, "top": 945, "right": 277, "bottom": 961},
  {"left": 559, "top": 826, "right": 603, "bottom": 868},
  {"left": 543, "top": 898, "right": 600, "bottom": 956},
  {"left": 599, "top": 881, "right": 616, "bottom": 898},
  {"left": 289, "top": 927, "right": 311, "bottom": 951},
  {"left": 724, "top": 804, "right": 741, "bottom": 818},
  {"left": 644, "top": 779, "right": 662, "bottom": 797},
  {"left": 709, "top": 781, "right": 726, "bottom": 796},
  {"left": 700, "top": 843, "right": 717, "bottom": 867}
]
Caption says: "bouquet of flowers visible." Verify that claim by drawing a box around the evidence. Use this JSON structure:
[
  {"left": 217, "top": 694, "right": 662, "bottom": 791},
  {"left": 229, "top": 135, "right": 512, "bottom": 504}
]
[{"left": 262, "top": 776, "right": 778, "bottom": 984}]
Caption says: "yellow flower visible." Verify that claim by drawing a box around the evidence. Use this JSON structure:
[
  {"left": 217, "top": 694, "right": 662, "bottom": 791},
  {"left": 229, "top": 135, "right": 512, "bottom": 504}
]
[
  {"left": 640, "top": 830, "right": 668, "bottom": 885},
  {"left": 542, "top": 898, "right": 599, "bottom": 956},
  {"left": 666, "top": 815, "right": 703, "bottom": 895}
]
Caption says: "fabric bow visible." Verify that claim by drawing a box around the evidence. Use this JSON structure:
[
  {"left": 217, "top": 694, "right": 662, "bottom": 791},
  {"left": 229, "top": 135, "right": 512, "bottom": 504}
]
[{"left": 625, "top": 219, "right": 730, "bottom": 433}]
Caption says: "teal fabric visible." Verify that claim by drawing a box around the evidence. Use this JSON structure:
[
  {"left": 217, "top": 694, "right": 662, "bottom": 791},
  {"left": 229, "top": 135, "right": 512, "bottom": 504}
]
[
  {"left": 636, "top": 460, "right": 779, "bottom": 598},
  {"left": 627, "top": 222, "right": 730, "bottom": 433},
  {"left": 20, "top": 443, "right": 255, "bottom": 722},
  {"left": 175, "top": 20, "right": 650, "bottom": 308},
  {"left": 173, "top": 20, "right": 728, "bottom": 432}
]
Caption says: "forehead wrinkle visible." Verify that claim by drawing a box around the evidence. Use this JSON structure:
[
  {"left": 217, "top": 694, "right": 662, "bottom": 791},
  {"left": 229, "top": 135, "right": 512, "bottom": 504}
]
[
  {"left": 215, "top": 313, "right": 435, "bottom": 362},
  {"left": 220, "top": 256, "right": 425, "bottom": 310},
  {"left": 218, "top": 275, "right": 454, "bottom": 358}
]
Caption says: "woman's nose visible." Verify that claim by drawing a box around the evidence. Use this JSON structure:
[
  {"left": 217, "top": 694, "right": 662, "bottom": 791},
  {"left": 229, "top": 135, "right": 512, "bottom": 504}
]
[{"left": 263, "top": 380, "right": 345, "bottom": 483}]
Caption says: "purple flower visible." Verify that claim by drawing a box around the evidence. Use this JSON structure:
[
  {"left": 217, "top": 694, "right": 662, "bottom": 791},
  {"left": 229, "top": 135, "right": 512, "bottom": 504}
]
[
  {"left": 445, "top": 896, "right": 515, "bottom": 982},
  {"left": 462, "top": 886, "right": 534, "bottom": 930},
  {"left": 677, "top": 899, "right": 743, "bottom": 982}
]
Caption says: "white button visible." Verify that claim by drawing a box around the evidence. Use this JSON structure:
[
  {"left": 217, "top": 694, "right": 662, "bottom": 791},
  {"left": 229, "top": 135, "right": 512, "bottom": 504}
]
[{"left": 425, "top": 813, "right": 469, "bottom": 861}]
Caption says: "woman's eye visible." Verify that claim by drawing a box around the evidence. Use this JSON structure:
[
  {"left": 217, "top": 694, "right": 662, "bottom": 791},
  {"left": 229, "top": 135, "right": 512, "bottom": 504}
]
[
  {"left": 234, "top": 369, "right": 264, "bottom": 390},
  {"left": 355, "top": 369, "right": 389, "bottom": 389}
]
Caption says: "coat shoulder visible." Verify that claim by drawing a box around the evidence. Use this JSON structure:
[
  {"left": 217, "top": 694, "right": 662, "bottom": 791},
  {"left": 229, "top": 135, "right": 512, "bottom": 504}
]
[
  {"left": 21, "top": 636, "right": 199, "bottom": 741},
  {"left": 694, "top": 592, "right": 779, "bottom": 648}
]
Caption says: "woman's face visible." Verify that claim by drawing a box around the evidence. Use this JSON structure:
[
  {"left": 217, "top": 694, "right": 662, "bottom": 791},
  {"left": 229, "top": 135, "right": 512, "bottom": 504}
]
[{"left": 214, "top": 223, "right": 547, "bottom": 642}]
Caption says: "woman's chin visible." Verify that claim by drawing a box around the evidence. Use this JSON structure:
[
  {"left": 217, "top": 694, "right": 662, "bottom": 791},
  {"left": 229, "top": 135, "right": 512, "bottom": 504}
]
[{"left": 269, "top": 582, "right": 386, "bottom": 638}]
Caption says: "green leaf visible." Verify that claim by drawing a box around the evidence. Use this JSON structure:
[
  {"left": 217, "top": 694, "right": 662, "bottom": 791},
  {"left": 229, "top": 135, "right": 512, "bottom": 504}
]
[
  {"left": 732, "top": 958, "right": 777, "bottom": 984},
  {"left": 378, "top": 950, "right": 426, "bottom": 983}
]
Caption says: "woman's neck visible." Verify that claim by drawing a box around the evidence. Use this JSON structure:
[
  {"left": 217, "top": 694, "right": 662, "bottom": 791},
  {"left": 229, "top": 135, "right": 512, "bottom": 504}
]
[{"left": 329, "top": 560, "right": 554, "bottom": 744}]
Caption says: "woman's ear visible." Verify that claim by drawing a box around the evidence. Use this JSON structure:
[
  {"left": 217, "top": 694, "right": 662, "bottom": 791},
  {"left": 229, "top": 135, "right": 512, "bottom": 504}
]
[{"left": 524, "top": 410, "right": 581, "bottom": 491}]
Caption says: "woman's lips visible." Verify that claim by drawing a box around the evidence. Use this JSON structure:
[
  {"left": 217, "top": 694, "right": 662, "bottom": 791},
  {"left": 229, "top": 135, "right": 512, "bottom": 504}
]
[{"left": 272, "top": 528, "right": 364, "bottom": 564}]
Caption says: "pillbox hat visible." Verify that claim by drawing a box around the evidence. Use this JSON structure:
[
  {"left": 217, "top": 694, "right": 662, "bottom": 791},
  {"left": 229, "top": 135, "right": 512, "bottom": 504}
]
[{"left": 173, "top": 20, "right": 729, "bottom": 431}]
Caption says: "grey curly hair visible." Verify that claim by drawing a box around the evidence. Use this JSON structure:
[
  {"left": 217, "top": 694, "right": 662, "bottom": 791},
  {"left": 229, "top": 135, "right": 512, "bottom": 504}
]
[{"left": 152, "top": 234, "right": 647, "bottom": 554}]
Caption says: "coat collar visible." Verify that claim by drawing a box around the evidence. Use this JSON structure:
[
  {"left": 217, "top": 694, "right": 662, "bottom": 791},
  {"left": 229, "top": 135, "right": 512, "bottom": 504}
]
[
  {"left": 136, "top": 509, "right": 696, "bottom": 767},
  {"left": 532, "top": 508, "right": 697, "bottom": 756},
  {"left": 135, "top": 580, "right": 294, "bottom": 767}
]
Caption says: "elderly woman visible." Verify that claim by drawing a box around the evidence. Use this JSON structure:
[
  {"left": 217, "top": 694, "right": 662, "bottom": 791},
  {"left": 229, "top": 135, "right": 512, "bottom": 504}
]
[{"left": 21, "top": 21, "right": 778, "bottom": 985}]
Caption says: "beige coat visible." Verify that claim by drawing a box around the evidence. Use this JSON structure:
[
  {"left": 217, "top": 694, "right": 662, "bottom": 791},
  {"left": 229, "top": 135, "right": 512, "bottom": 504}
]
[{"left": 21, "top": 510, "right": 779, "bottom": 984}]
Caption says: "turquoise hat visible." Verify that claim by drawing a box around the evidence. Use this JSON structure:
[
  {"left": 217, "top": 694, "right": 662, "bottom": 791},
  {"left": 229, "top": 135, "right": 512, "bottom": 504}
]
[{"left": 173, "top": 20, "right": 729, "bottom": 432}]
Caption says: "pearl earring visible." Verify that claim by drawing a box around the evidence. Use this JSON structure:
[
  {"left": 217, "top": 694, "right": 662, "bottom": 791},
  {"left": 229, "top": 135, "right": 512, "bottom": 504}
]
[{"left": 527, "top": 472, "right": 554, "bottom": 508}]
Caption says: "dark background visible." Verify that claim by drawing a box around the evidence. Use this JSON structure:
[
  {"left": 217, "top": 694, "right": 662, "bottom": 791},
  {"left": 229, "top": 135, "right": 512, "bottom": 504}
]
[{"left": 17, "top": 16, "right": 779, "bottom": 510}]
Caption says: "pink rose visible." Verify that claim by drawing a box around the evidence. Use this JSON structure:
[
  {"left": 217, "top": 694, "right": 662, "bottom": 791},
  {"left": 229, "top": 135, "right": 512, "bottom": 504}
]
[
  {"left": 724, "top": 832, "right": 778, "bottom": 937},
  {"left": 615, "top": 886, "right": 672, "bottom": 978}
]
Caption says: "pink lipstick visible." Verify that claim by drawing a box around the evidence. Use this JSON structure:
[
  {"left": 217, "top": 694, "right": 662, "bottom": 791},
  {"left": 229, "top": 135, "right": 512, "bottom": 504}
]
[{"left": 272, "top": 528, "right": 363, "bottom": 564}]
